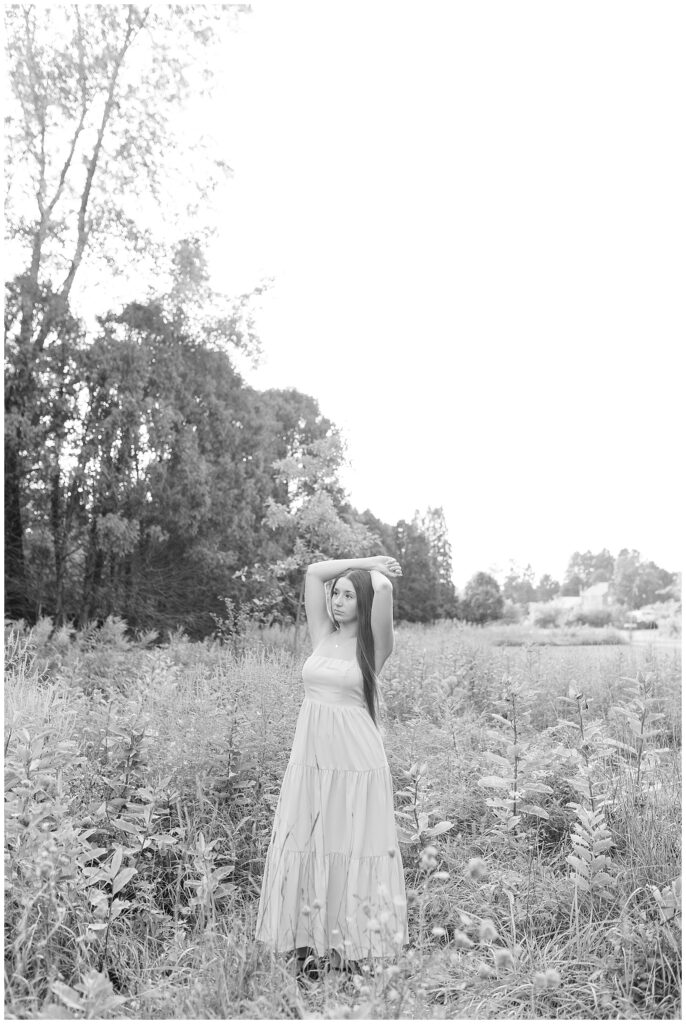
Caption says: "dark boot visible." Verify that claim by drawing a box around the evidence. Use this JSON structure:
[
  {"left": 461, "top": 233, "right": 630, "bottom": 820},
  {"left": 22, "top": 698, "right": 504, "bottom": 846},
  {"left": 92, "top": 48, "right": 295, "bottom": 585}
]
[{"left": 294, "top": 946, "right": 320, "bottom": 983}]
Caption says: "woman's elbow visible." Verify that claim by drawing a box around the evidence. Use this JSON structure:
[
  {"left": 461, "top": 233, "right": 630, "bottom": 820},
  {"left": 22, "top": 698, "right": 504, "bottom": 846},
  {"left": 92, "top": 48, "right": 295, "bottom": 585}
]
[{"left": 373, "top": 576, "right": 393, "bottom": 593}]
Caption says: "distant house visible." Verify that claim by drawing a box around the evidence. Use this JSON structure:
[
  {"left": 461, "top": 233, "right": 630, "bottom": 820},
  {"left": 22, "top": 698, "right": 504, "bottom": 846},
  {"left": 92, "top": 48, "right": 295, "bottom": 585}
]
[
  {"left": 580, "top": 581, "right": 611, "bottom": 611},
  {"left": 527, "top": 581, "right": 612, "bottom": 623}
]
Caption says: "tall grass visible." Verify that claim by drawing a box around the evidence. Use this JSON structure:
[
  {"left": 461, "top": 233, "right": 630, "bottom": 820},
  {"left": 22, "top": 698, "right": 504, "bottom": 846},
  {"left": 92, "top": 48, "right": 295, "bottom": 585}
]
[{"left": 4, "top": 617, "right": 681, "bottom": 1019}]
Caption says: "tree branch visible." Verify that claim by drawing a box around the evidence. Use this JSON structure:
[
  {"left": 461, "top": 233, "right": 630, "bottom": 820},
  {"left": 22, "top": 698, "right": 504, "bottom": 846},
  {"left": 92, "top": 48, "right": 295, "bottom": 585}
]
[{"left": 34, "top": 7, "right": 141, "bottom": 351}]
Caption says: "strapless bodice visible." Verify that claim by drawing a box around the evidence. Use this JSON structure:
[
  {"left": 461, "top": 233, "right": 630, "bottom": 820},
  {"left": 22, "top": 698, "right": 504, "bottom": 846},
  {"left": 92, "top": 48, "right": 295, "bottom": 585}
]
[{"left": 301, "top": 653, "right": 366, "bottom": 709}]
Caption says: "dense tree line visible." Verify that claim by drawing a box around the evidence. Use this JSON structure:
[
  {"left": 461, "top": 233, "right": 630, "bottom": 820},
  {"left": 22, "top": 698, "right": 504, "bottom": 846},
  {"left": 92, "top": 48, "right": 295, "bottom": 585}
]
[{"left": 6, "top": 269, "right": 465, "bottom": 636}]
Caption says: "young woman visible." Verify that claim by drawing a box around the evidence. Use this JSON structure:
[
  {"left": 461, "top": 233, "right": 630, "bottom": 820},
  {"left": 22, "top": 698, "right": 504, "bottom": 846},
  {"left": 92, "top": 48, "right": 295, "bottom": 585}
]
[{"left": 255, "top": 555, "right": 409, "bottom": 982}]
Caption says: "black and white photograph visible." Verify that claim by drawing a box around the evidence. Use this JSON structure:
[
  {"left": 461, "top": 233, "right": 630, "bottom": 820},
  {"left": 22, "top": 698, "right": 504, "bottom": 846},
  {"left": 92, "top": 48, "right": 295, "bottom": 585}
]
[{"left": 4, "top": 2, "right": 682, "bottom": 1020}]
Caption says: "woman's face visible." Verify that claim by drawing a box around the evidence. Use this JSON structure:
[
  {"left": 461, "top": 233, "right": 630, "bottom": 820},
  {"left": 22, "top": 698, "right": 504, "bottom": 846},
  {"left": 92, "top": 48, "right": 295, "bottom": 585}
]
[{"left": 332, "top": 577, "right": 358, "bottom": 626}]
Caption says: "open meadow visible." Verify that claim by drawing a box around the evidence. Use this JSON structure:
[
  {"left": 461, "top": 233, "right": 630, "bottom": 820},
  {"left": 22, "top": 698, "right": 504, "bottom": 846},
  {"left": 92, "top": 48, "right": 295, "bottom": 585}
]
[{"left": 4, "top": 618, "right": 682, "bottom": 1020}]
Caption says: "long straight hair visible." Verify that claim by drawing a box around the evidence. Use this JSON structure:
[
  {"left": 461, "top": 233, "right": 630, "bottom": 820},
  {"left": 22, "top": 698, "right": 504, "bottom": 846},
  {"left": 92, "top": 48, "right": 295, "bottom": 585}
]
[{"left": 331, "top": 569, "right": 379, "bottom": 727}]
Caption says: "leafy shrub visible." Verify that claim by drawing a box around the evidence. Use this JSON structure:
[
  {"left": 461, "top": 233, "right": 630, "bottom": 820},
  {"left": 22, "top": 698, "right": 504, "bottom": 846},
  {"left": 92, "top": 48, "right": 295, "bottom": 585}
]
[
  {"left": 500, "top": 600, "right": 523, "bottom": 625},
  {"left": 569, "top": 608, "right": 613, "bottom": 628},
  {"left": 533, "top": 606, "right": 561, "bottom": 628}
]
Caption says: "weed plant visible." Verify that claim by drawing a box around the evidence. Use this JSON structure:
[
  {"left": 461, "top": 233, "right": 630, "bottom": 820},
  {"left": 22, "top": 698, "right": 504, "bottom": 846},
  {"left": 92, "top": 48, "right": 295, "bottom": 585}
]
[{"left": 4, "top": 617, "right": 681, "bottom": 1019}]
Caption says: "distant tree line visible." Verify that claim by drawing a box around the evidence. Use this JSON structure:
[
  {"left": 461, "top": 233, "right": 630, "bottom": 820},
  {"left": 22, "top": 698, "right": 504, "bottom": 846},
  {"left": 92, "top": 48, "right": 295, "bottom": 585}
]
[
  {"left": 457, "top": 549, "right": 678, "bottom": 626},
  {"left": 498, "top": 549, "right": 677, "bottom": 613}
]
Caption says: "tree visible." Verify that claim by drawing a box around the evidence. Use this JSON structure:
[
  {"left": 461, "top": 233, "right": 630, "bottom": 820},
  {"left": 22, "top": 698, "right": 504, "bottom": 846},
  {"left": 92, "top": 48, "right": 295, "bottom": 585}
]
[
  {"left": 420, "top": 507, "right": 459, "bottom": 618},
  {"left": 560, "top": 574, "right": 583, "bottom": 597},
  {"left": 535, "top": 574, "right": 560, "bottom": 602},
  {"left": 461, "top": 572, "right": 504, "bottom": 624},
  {"left": 265, "top": 434, "right": 377, "bottom": 652},
  {"left": 353, "top": 507, "right": 458, "bottom": 623},
  {"left": 612, "top": 549, "right": 675, "bottom": 610},
  {"left": 4, "top": 4, "right": 249, "bottom": 618},
  {"left": 393, "top": 517, "right": 439, "bottom": 623},
  {"left": 502, "top": 562, "right": 537, "bottom": 607},
  {"left": 562, "top": 549, "right": 615, "bottom": 595},
  {"left": 14, "top": 280, "right": 341, "bottom": 637},
  {"left": 356, "top": 509, "right": 397, "bottom": 558}
]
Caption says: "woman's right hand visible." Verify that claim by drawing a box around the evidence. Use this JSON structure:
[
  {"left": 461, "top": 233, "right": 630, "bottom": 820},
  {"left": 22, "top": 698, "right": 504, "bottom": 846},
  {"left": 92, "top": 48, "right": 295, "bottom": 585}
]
[{"left": 372, "top": 556, "right": 403, "bottom": 579}]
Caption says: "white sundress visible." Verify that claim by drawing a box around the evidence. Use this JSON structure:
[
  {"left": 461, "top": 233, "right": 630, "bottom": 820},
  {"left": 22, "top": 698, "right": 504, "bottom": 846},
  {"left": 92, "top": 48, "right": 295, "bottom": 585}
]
[{"left": 255, "top": 650, "right": 409, "bottom": 961}]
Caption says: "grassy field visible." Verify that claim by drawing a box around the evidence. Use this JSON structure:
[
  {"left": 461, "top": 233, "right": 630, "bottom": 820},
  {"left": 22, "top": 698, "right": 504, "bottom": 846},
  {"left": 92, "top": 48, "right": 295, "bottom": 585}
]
[{"left": 4, "top": 617, "right": 682, "bottom": 1019}]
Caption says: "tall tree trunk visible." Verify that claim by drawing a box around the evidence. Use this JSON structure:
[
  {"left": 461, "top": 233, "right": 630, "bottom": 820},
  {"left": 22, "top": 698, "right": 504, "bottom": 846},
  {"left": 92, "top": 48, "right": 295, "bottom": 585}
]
[
  {"left": 4, "top": 437, "right": 32, "bottom": 620},
  {"left": 80, "top": 520, "right": 104, "bottom": 625},
  {"left": 51, "top": 465, "right": 66, "bottom": 624}
]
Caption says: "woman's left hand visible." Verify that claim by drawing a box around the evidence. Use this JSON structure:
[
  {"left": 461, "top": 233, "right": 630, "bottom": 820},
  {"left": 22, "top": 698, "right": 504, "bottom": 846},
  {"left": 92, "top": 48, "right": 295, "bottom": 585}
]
[{"left": 372, "top": 556, "right": 403, "bottom": 579}]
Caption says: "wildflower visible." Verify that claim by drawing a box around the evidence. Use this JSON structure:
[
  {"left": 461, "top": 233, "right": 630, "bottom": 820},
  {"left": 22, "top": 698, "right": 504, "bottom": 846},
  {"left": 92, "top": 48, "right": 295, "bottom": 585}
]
[
  {"left": 431, "top": 926, "right": 447, "bottom": 937},
  {"left": 478, "top": 918, "right": 498, "bottom": 943},
  {"left": 313, "top": 899, "right": 322, "bottom": 910},
  {"left": 477, "top": 961, "right": 496, "bottom": 979},
  {"left": 301, "top": 905, "right": 311, "bottom": 916},
  {"left": 467, "top": 857, "right": 488, "bottom": 880},
  {"left": 545, "top": 968, "right": 561, "bottom": 989},
  {"left": 453, "top": 929, "right": 474, "bottom": 950},
  {"left": 420, "top": 847, "right": 438, "bottom": 870},
  {"left": 494, "top": 948, "right": 514, "bottom": 971},
  {"left": 406, "top": 888, "right": 418, "bottom": 906}
]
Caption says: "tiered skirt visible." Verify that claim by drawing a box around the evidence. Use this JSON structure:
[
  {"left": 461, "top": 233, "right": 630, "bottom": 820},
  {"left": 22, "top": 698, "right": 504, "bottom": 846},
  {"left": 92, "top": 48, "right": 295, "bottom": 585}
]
[{"left": 255, "top": 697, "right": 409, "bottom": 960}]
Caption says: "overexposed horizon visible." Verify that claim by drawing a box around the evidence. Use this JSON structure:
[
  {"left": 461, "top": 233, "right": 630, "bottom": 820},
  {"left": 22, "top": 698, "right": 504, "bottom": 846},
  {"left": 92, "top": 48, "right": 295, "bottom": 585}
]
[
  {"left": 208, "top": 2, "right": 683, "bottom": 587},
  {"left": 11, "top": 2, "right": 683, "bottom": 589}
]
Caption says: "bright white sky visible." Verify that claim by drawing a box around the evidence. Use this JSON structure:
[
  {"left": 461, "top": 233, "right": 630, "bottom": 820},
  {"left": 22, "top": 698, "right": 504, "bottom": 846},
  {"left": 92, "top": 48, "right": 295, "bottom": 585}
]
[
  {"left": 202, "top": 1, "right": 683, "bottom": 586},
  {"left": 30, "top": 2, "right": 682, "bottom": 588}
]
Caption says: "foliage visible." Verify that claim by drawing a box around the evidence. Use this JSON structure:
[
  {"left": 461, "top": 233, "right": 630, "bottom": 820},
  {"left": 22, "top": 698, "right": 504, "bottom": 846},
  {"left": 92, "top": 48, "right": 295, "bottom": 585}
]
[
  {"left": 569, "top": 608, "right": 613, "bottom": 628},
  {"left": 563, "top": 549, "right": 616, "bottom": 592},
  {"left": 4, "top": 3, "right": 250, "bottom": 619},
  {"left": 533, "top": 604, "right": 562, "bottom": 628},
  {"left": 502, "top": 563, "right": 537, "bottom": 606},
  {"left": 461, "top": 572, "right": 504, "bottom": 624},
  {"left": 558, "top": 549, "right": 677, "bottom": 610},
  {"left": 4, "top": 618, "right": 681, "bottom": 1019},
  {"left": 356, "top": 507, "right": 459, "bottom": 623},
  {"left": 535, "top": 573, "right": 561, "bottom": 602},
  {"left": 11, "top": 294, "right": 339, "bottom": 636},
  {"left": 612, "top": 549, "right": 676, "bottom": 610},
  {"left": 263, "top": 433, "right": 378, "bottom": 646}
]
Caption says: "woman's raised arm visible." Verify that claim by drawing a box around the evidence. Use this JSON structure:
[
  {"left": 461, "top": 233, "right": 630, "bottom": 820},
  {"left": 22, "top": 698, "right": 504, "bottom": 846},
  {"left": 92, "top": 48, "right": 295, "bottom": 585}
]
[
  {"left": 370, "top": 569, "right": 396, "bottom": 673},
  {"left": 304, "top": 556, "right": 401, "bottom": 647}
]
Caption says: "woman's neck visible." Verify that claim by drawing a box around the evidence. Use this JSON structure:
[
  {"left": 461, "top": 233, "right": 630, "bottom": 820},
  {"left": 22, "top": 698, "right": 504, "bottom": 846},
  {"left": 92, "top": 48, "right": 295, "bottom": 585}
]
[{"left": 335, "top": 625, "right": 357, "bottom": 641}]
